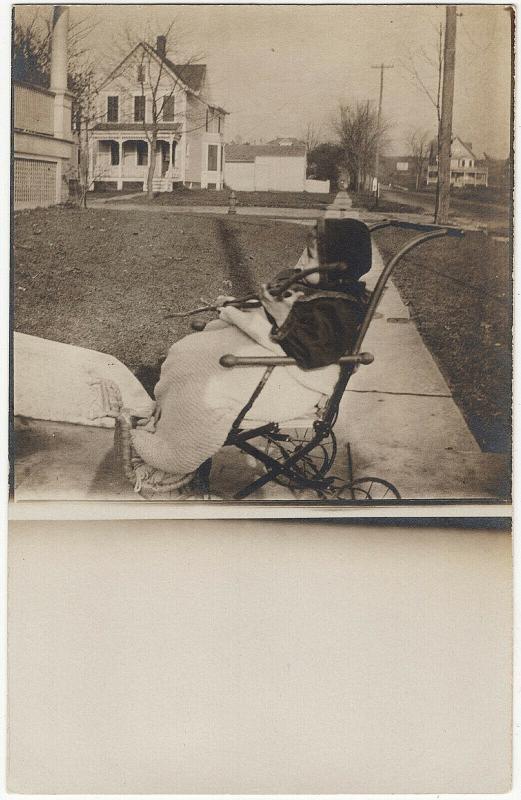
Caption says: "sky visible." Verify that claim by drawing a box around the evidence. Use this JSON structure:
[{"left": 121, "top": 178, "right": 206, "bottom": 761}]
[{"left": 14, "top": 2, "right": 513, "bottom": 158}]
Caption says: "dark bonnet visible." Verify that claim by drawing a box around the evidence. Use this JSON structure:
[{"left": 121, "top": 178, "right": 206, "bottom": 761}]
[{"left": 316, "top": 217, "right": 372, "bottom": 283}]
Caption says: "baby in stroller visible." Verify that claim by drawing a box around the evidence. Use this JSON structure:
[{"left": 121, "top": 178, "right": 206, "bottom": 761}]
[{"left": 116, "top": 218, "right": 372, "bottom": 495}]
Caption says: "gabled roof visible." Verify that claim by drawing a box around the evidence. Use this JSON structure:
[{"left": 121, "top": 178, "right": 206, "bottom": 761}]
[
  {"left": 101, "top": 42, "right": 205, "bottom": 97},
  {"left": 225, "top": 143, "right": 306, "bottom": 162},
  {"left": 452, "top": 136, "right": 477, "bottom": 160},
  {"left": 160, "top": 58, "right": 206, "bottom": 93}
]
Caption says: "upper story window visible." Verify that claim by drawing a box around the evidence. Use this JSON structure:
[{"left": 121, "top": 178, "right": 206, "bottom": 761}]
[
  {"left": 205, "top": 109, "right": 209, "bottom": 132},
  {"left": 137, "top": 65, "right": 145, "bottom": 83},
  {"left": 163, "top": 95, "right": 175, "bottom": 121},
  {"left": 134, "top": 95, "right": 146, "bottom": 122},
  {"left": 107, "top": 96, "right": 119, "bottom": 123}
]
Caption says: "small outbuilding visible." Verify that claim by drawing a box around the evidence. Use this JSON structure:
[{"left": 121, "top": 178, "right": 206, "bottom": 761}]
[{"left": 224, "top": 142, "right": 307, "bottom": 192}]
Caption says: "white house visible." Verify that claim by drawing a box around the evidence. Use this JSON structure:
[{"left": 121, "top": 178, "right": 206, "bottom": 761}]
[
  {"left": 13, "top": 6, "right": 75, "bottom": 209},
  {"left": 224, "top": 141, "right": 329, "bottom": 193},
  {"left": 427, "top": 136, "right": 488, "bottom": 188},
  {"left": 90, "top": 36, "right": 227, "bottom": 192}
]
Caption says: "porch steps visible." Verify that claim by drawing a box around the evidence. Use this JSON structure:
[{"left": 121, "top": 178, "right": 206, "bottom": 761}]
[{"left": 151, "top": 177, "right": 169, "bottom": 192}]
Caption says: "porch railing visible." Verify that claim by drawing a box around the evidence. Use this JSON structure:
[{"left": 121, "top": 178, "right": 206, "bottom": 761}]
[{"left": 14, "top": 82, "right": 54, "bottom": 136}]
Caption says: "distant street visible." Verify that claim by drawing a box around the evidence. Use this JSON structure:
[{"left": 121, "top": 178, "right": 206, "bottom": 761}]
[{"left": 382, "top": 187, "right": 510, "bottom": 231}]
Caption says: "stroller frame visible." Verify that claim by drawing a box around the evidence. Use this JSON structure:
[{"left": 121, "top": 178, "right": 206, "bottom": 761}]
[{"left": 209, "top": 219, "right": 464, "bottom": 501}]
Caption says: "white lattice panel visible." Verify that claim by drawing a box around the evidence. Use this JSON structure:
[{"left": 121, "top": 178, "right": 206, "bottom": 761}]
[{"left": 14, "top": 158, "right": 57, "bottom": 207}]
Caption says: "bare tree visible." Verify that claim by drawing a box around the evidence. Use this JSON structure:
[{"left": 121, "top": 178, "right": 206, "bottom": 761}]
[
  {"left": 303, "top": 121, "right": 322, "bottom": 153},
  {"left": 69, "top": 68, "right": 115, "bottom": 207},
  {"left": 407, "top": 128, "right": 431, "bottom": 190},
  {"left": 107, "top": 21, "right": 204, "bottom": 199},
  {"left": 400, "top": 21, "right": 445, "bottom": 214},
  {"left": 331, "top": 101, "right": 389, "bottom": 192}
]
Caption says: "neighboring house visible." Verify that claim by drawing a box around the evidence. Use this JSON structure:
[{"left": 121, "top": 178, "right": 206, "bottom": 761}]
[
  {"left": 427, "top": 136, "right": 488, "bottom": 187},
  {"left": 90, "top": 36, "right": 227, "bottom": 192},
  {"left": 380, "top": 156, "right": 421, "bottom": 189},
  {"left": 267, "top": 137, "right": 306, "bottom": 147},
  {"left": 13, "top": 7, "right": 75, "bottom": 209},
  {"left": 225, "top": 141, "right": 327, "bottom": 192}
]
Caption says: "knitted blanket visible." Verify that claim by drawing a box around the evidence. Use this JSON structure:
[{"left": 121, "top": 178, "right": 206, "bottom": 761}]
[{"left": 131, "top": 309, "right": 340, "bottom": 474}]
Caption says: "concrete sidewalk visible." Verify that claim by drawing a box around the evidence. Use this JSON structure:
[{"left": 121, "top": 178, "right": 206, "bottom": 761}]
[{"left": 14, "top": 192, "right": 509, "bottom": 503}]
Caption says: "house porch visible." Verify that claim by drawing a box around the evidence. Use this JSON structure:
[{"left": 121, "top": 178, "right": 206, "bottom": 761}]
[{"left": 91, "top": 135, "right": 181, "bottom": 191}]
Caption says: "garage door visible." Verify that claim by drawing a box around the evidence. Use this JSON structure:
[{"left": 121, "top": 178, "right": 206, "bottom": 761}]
[{"left": 14, "top": 158, "right": 57, "bottom": 208}]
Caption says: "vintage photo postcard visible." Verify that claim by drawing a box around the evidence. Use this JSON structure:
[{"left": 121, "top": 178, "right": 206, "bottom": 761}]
[
  {"left": 10, "top": 3, "right": 513, "bottom": 504},
  {"left": 7, "top": 517, "right": 513, "bottom": 793}
]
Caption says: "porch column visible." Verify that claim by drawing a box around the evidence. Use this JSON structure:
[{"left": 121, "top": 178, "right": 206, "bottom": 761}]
[
  {"left": 117, "top": 138, "right": 123, "bottom": 190},
  {"left": 50, "top": 6, "right": 72, "bottom": 141},
  {"left": 88, "top": 139, "right": 95, "bottom": 191},
  {"left": 217, "top": 142, "right": 222, "bottom": 190}
]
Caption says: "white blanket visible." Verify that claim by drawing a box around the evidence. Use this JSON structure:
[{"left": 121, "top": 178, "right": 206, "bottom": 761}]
[
  {"left": 131, "top": 309, "right": 340, "bottom": 474},
  {"left": 13, "top": 332, "right": 154, "bottom": 427}
]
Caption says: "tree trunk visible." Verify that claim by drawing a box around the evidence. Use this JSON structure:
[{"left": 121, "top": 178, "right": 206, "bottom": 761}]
[{"left": 146, "top": 130, "right": 157, "bottom": 200}]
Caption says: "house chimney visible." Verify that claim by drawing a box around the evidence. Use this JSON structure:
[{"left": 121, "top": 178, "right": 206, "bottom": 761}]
[{"left": 156, "top": 35, "right": 167, "bottom": 59}]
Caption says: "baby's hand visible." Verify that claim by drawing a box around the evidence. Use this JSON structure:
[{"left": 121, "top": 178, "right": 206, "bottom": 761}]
[
  {"left": 215, "top": 294, "right": 236, "bottom": 307},
  {"left": 260, "top": 284, "right": 303, "bottom": 327}
]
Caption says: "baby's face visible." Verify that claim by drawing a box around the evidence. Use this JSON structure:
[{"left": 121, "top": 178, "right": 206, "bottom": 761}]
[{"left": 295, "top": 226, "right": 320, "bottom": 285}]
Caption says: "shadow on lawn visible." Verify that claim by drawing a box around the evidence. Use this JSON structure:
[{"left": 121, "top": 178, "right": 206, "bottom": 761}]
[
  {"left": 131, "top": 219, "right": 259, "bottom": 400},
  {"left": 216, "top": 218, "right": 256, "bottom": 295}
]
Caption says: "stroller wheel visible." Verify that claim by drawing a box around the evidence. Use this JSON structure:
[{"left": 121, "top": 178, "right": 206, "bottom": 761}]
[
  {"left": 334, "top": 476, "right": 401, "bottom": 501},
  {"left": 262, "top": 427, "right": 337, "bottom": 487}
]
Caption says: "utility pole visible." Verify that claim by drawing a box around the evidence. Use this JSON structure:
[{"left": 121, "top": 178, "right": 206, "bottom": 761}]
[
  {"left": 435, "top": 5, "right": 457, "bottom": 224},
  {"left": 371, "top": 63, "right": 393, "bottom": 207}
]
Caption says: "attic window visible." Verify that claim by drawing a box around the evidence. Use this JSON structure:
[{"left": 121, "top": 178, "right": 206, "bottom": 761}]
[
  {"left": 163, "top": 96, "right": 175, "bottom": 121},
  {"left": 137, "top": 65, "right": 145, "bottom": 83}
]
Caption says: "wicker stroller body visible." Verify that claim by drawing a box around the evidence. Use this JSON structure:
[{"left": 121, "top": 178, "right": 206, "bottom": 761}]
[{"left": 116, "top": 220, "right": 463, "bottom": 501}]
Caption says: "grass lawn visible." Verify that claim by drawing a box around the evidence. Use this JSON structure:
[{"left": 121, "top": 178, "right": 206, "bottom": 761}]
[
  {"left": 13, "top": 206, "right": 306, "bottom": 394},
  {"left": 375, "top": 227, "right": 511, "bottom": 453},
  {"left": 111, "top": 187, "right": 335, "bottom": 209},
  {"left": 351, "top": 192, "right": 426, "bottom": 215}
]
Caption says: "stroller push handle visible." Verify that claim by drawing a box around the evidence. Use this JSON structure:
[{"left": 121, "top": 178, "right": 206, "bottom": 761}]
[{"left": 219, "top": 352, "right": 374, "bottom": 368}]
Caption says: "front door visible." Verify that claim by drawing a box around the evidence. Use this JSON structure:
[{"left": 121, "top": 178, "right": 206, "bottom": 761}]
[{"left": 155, "top": 142, "right": 169, "bottom": 177}]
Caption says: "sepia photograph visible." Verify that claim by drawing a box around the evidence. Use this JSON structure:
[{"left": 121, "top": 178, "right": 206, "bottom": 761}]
[{"left": 11, "top": 3, "right": 513, "bottom": 503}]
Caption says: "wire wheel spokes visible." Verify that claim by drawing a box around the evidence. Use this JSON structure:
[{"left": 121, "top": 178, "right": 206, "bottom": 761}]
[
  {"left": 263, "top": 427, "right": 337, "bottom": 487},
  {"left": 334, "top": 476, "right": 401, "bottom": 501}
]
